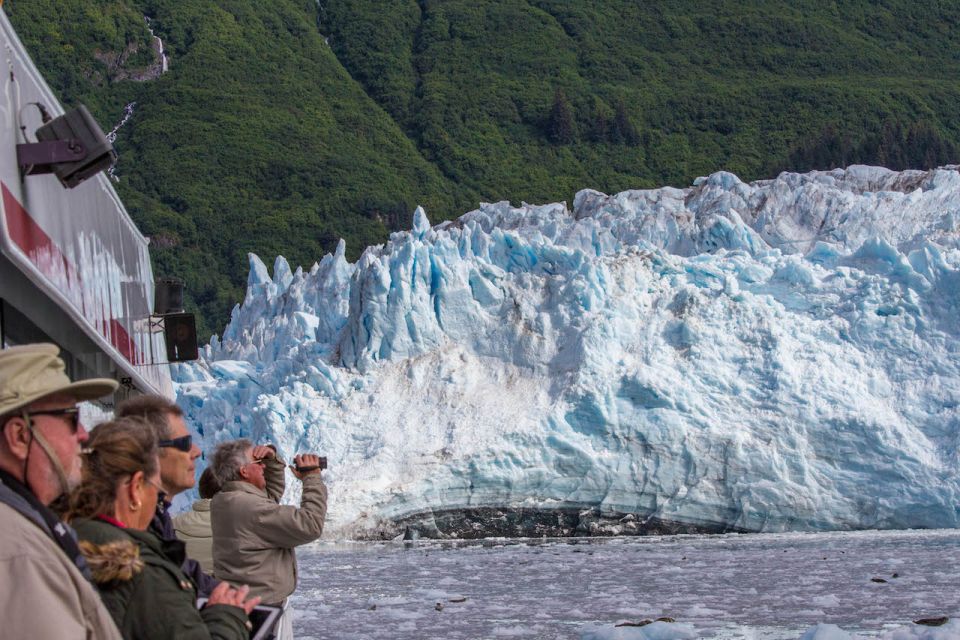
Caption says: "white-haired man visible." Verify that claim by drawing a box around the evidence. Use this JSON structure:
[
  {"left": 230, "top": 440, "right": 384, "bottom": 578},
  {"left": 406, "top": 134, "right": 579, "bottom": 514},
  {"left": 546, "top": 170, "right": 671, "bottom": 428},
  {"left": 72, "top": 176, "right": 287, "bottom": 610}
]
[
  {"left": 0, "top": 343, "right": 121, "bottom": 639},
  {"left": 210, "top": 439, "right": 327, "bottom": 640}
]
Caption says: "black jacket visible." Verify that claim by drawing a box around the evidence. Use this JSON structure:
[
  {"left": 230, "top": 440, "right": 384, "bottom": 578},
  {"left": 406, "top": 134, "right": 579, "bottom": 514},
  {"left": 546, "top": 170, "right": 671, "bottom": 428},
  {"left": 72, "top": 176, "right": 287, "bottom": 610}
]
[{"left": 151, "top": 494, "right": 221, "bottom": 596}]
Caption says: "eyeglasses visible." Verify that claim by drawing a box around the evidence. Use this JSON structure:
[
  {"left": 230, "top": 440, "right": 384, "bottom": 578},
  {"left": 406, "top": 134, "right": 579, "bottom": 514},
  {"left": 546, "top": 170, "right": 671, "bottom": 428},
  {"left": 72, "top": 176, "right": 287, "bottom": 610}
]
[
  {"left": 128, "top": 475, "right": 164, "bottom": 492},
  {"left": 158, "top": 434, "right": 193, "bottom": 452},
  {"left": 24, "top": 407, "right": 81, "bottom": 434},
  {"left": 249, "top": 458, "right": 266, "bottom": 467}
]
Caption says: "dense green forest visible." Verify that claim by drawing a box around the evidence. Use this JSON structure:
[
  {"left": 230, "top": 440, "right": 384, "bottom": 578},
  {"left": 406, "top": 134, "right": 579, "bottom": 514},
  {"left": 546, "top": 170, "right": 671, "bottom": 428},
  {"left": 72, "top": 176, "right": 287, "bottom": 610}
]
[{"left": 6, "top": 0, "right": 960, "bottom": 340}]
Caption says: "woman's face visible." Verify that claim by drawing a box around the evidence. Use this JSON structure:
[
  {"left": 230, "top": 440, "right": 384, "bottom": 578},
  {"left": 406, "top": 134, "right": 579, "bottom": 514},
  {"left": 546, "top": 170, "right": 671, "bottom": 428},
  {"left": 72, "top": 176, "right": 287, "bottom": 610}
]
[
  {"left": 128, "top": 461, "right": 163, "bottom": 530},
  {"left": 139, "top": 471, "right": 163, "bottom": 529}
]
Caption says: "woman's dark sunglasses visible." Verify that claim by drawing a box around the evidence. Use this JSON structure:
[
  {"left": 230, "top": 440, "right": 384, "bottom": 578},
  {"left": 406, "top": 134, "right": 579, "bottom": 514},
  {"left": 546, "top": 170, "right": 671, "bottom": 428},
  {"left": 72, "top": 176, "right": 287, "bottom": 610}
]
[
  {"left": 158, "top": 434, "right": 193, "bottom": 452},
  {"left": 25, "top": 407, "right": 81, "bottom": 433}
]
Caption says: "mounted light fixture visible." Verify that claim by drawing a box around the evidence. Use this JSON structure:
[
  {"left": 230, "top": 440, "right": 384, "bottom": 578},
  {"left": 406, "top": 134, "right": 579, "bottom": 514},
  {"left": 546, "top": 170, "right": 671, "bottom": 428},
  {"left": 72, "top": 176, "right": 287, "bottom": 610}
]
[{"left": 17, "top": 104, "right": 117, "bottom": 188}]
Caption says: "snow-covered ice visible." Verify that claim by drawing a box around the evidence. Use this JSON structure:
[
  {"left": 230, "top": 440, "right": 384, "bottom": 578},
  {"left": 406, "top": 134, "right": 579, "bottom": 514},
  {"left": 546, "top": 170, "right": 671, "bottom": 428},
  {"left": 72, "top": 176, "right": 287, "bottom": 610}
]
[
  {"left": 174, "top": 165, "right": 960, "bottom": 539},
  {"left": 290, "top": 529, "right": 960, "bottom": 639}
]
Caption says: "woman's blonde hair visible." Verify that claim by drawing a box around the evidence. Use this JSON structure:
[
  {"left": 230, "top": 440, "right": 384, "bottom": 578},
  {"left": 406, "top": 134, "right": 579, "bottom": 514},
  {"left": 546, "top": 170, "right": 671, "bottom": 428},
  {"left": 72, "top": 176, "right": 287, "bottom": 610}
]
[{"left": 65, "top": 417, "right": 159, "bottom": 522}]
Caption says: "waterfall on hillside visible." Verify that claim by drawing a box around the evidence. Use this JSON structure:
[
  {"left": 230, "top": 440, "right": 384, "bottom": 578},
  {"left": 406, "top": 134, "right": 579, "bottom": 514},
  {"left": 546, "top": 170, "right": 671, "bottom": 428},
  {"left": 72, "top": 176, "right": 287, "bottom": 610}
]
[
  {"left": 107, "top": 102, "right": 137, "bottom": 144},
  {"left": 144, "top": 17, "right": 169, "bottom": 73},
  {"left": 106, "top": 101, "right": 137, "bottom": 181}
]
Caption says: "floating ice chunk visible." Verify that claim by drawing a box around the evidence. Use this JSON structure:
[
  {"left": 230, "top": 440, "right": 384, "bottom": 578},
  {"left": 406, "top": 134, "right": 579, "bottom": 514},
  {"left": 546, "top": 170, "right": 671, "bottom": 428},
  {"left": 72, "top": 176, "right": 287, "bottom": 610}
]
[
  {"left": 799, "top": 623, "right": 858, "bottom": 639},
  {"left": 580, "top": 620, "right": 698, "bottom": 640},
  {"left": 800, "top": 619, "right": 960, "bottom": 640},
  {"left": 880, "top": 618, "right": 960, "bottom": 639}
]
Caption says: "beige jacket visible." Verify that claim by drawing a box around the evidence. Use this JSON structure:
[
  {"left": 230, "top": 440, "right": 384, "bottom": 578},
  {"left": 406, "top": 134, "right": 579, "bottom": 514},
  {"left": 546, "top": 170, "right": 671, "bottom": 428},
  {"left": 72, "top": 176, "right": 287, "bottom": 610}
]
[
  {"left": 173, "top": 499, "right": 214, "bottom": 573},
  {"left": 0, "top": 500, "right": 122, "bottom": 640},
  {"left": 211, "top": 456, "right": 327, "bottom": 604}
]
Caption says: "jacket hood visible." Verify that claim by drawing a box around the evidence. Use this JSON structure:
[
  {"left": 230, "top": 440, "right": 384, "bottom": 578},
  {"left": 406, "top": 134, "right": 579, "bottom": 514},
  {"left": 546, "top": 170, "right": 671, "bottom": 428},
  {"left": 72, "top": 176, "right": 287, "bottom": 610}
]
[
  {"left": 73, "top": 518, "right": 160, "bottom": 585},
  {"left": 79, "top": 538, "right": 144, "bottom": 584}
]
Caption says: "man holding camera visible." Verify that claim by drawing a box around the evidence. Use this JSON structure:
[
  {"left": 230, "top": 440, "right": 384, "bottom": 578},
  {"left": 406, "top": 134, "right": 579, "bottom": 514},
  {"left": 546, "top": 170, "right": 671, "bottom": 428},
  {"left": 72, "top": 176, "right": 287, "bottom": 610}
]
[{"left": 209, "top": 439, "right": 327, "bottom": 640}]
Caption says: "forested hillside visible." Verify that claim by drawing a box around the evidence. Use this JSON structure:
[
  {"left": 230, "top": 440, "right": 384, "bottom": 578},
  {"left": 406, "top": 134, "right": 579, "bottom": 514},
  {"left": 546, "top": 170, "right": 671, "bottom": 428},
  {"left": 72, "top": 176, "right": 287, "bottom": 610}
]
[{"left": 7, "top": 0, "right": 960, "bottom": 339}]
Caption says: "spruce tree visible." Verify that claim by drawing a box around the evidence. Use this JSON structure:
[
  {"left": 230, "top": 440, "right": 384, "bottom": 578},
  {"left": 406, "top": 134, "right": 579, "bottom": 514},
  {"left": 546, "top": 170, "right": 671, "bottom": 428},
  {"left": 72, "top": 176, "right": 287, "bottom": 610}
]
[
  {"left": 548, "top": 88, "right": 576, "bottom": 145},
  {"left": 612, "top": 98, "right": 639, "bottom": 145},
  {"left": 589, "top": 96, "right": 613, "bottom": 143}
]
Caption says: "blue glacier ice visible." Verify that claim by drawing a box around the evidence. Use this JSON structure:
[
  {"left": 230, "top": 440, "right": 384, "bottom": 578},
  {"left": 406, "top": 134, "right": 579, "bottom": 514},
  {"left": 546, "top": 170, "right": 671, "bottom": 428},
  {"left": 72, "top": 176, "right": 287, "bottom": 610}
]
[{"left": 173, "top": 165, "right": 960, "bottom": 539}]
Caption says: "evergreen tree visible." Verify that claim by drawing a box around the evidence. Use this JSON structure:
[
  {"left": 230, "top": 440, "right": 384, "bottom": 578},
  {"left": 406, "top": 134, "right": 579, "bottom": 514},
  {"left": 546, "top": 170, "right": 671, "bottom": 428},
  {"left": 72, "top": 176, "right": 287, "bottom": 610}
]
[
  {"left": 548, "top": 88, "right": 576, "bottom": 145},
  {"left": 612, "top": 98, "right": 639, "bottom": 145},
  {"left": 589, "top": 96, "right": 613, "bottom": 143},
  {"left": 877, "top": 121, "right": 906, "bottom": 170},
  {"left": 905, "top": 121, "right": 957, "bottom": 168}
]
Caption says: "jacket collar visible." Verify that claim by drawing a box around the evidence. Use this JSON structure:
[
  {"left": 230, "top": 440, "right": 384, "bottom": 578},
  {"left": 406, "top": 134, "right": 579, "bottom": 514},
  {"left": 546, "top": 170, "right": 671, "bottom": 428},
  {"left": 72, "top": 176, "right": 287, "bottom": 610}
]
[
  {"left": 221, "top": 479, "right": 268, "bottom": 498},
  {"left": 84, "top": 516, "right": 186, "bottom": 565},
  {"left": 0, "top": 469, "right": 94, "bottom": 582}
]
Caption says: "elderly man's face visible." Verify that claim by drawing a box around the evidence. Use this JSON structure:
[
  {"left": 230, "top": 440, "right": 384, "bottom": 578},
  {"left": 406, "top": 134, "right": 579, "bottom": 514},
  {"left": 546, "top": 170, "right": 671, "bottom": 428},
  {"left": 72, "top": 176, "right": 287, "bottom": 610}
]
[
  {"left": 158, "top": 413, "right": 201, "bottom": 497},
  {"left": 21, "top": 393, "right": 88, "bottom": 504},
  {"left": 239, "top": 447, "right": 267, "bottom": 491}
]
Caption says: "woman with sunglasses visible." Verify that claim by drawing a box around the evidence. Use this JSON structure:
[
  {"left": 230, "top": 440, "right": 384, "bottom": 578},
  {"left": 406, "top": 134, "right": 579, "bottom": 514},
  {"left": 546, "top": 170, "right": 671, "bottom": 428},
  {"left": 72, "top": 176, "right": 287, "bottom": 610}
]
[{"left": 66, "top": 418, "right": 259, "bottom": 639}]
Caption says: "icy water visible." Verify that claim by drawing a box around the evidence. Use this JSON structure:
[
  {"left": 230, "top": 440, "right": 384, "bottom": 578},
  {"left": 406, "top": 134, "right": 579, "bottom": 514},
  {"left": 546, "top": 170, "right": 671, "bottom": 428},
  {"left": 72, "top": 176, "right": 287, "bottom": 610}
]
[{"left": 290, "top": 529, "right": 960, "bottom": 639}]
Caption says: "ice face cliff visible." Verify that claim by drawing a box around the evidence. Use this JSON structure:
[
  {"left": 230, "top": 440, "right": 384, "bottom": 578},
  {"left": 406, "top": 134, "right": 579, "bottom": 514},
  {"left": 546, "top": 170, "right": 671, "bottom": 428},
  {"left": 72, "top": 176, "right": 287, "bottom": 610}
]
[{"left": 173, "top": 165, "right": 960, "bottom": 539}]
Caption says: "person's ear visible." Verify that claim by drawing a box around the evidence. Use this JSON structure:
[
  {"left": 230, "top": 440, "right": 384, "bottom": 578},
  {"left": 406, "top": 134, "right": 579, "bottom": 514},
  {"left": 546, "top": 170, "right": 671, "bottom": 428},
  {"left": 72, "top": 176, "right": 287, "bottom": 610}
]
[
  {"left": 238, "top": 464, "right": 249, "bottom": 481},
  {"left": 129, "top": 470, "right": 145, "bottom": 508},
  {"left": 1, "top": 416, "right": 31, "bottom": 460}
]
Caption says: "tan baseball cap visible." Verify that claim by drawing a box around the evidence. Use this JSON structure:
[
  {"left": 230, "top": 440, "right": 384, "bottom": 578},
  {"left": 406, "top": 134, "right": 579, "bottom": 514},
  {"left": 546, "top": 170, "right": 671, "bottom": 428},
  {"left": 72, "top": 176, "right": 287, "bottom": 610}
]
[{"left": 0, "top": 343, "right": 118, "bottom": 417}]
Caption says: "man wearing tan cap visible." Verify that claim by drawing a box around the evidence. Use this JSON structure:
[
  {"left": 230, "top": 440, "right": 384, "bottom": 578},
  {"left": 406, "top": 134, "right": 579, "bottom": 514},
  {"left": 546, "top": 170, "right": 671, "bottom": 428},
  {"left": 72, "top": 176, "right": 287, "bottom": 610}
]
[{"left": 0, "top": 343, "right": 122, "bottom": 639}]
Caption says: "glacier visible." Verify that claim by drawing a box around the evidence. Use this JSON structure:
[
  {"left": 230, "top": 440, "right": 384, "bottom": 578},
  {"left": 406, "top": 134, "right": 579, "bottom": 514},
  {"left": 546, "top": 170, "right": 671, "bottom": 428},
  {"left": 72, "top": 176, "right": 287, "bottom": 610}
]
[{"left": 173, "top": 165, "right": 960, "bottom": 539}]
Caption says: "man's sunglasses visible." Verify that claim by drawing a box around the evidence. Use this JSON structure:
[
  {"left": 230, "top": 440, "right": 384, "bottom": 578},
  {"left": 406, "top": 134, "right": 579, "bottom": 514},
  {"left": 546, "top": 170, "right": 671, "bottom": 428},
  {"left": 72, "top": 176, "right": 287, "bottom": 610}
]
[
  {"left": 25, "top": 407, "right": 81, "bottom": 433},
  {"left": 158, "top": 434, "right": 193, "bottom": 452}
]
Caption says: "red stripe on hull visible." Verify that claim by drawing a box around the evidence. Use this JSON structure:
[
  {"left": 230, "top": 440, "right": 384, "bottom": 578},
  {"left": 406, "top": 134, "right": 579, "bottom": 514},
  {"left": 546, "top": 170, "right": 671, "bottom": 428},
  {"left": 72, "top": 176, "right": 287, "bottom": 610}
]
[{"left": 2, "top": 181, "right": 141, "bottom": 365}]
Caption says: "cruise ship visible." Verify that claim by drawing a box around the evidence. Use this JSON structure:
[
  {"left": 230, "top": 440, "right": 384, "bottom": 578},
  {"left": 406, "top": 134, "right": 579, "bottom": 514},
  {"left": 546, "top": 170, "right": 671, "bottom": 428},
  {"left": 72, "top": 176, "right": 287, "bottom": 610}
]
[{"left": 0, "top": 9, "right": 177, "bottom": 408}]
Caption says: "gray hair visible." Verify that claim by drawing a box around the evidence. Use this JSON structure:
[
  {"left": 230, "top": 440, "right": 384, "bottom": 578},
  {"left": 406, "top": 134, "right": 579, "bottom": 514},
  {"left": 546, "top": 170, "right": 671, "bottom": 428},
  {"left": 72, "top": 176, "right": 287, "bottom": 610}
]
[
  {"left": 210, "top": 438, "right": 253, "bottom": 487},
  {"left": 115, "top": 395, "right": 183, "bottom": 441}
]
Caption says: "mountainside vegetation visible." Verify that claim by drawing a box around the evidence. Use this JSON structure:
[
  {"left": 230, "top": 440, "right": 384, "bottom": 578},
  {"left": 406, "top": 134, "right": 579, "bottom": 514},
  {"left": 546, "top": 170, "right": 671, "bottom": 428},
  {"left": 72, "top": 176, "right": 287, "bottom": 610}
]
[{"left": 6, "top": 0, "right": 960, "bottom": 339}]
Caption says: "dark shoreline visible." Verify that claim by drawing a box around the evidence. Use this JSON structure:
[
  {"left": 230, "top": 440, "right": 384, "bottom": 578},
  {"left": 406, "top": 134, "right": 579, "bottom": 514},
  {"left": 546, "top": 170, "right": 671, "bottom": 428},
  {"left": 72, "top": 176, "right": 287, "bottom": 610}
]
[{"left": 373, "top": 506, "right": 749, "bottom": 540}]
